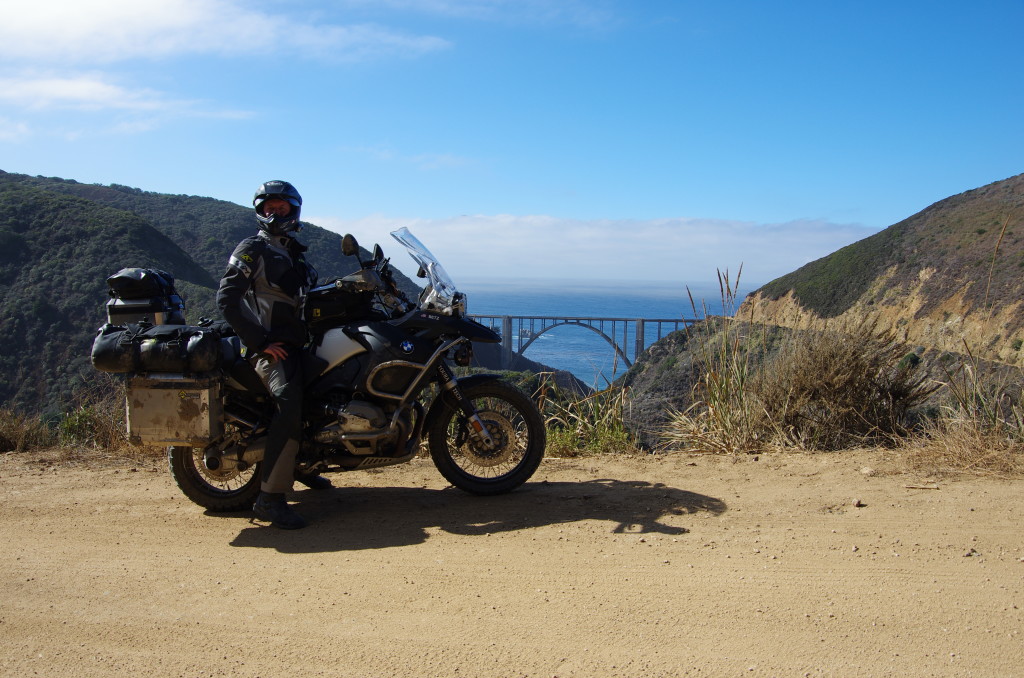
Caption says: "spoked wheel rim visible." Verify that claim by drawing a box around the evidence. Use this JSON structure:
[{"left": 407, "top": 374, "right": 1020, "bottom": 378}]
[
  {"left": 188, "top": 446, "right": 257, "bottom": 494},
  {"left": 428, "top": 377, "right": 545, "bottom": 495},
  {"left": 169, "top": 445, "right": 262, "bottom": 511},
  {"left": 446, "top": 397, "right": 531, "bottom": 479}
]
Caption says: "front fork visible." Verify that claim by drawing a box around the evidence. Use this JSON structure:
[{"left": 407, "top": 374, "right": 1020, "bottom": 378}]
[{"left": 436, "top": 362, "right": 497, "bottom": 450}]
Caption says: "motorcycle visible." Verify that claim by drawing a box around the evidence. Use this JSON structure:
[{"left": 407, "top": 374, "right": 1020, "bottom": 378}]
[{"left": 99, "top": 228, "right": 545, "bottom": 511}]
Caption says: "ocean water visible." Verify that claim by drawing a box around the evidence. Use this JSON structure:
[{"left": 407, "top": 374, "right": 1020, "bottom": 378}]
[{"left": 460, "top": 278, "right": 729, "bottom": 386}]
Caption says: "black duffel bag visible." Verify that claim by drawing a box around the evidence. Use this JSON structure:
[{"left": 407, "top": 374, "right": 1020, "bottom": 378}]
[
  {"left": 106, "top": 268, "right": 177, "bottom": 300},
  {"left": 91, "top": 323, "right": 221, "bottom": 374}
]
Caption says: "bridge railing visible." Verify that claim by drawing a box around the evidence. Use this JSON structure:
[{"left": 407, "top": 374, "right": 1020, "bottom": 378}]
[{"left": 468, "top": 315, "right": 696, "bottom": 369}]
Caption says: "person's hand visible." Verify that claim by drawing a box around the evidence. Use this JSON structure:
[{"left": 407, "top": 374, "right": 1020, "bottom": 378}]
[{"left": 262, "top": 342, "right": 289, "bottom": 362}]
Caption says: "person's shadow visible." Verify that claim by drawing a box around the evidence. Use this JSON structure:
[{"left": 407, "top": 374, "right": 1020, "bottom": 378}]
[{"left": 228, "top": 478, "right": 727, "bottom": 553}]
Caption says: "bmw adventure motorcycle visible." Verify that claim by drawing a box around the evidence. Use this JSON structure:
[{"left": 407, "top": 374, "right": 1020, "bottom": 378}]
[{"left": 97, "top": 228, "right": 545, "bottom": 511}]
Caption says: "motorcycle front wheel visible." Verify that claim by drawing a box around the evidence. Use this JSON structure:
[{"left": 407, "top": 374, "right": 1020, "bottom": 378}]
[
  {"left": 427, "top": 379, "right": 545, "bottom": 495},
  {"left": 168, "top": 445, "right": 261, "bottom": 512}
]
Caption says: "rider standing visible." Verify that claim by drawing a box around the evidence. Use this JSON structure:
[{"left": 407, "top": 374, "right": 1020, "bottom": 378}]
[{"left": 217, "top": 180, "right": 326, "bottom": 530}]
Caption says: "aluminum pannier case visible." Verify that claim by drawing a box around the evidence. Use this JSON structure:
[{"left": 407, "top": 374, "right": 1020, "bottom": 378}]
[{"left": 126, "top": 373, "right": 223, "bottom": 446}]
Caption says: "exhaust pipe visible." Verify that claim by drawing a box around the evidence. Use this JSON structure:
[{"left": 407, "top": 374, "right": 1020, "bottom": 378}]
[{"left": 203, "top": 448, "right": 221, "bottom": 470}]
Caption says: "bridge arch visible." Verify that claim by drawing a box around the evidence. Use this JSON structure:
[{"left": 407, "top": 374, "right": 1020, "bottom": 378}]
[
  {"left": 469, "top": 315, "right": 694, "bottom": 375},
  {"left": 518, "top": 320, "right": 633, "bottom": 368}
]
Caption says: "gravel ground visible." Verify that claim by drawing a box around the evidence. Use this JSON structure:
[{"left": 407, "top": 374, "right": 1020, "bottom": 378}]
[{"left": 1, "top": 449, "right": 1021, "bottom": 677}]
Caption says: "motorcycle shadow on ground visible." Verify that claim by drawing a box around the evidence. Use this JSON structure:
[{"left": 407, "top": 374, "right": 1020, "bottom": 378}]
[{"left": 228, "top": 477, "right": 727, "bottom": 553}]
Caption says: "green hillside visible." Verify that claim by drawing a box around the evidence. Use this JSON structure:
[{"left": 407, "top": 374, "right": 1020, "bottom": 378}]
[
  {"left": 755, "top": 173, "right": 1024, "bottom": 320},
  {"left": 0, "top": 172, "right": 418, "bottom": 293}
]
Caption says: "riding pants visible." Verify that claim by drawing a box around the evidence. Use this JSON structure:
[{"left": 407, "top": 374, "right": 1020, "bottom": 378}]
[{"left": 253, "top": 351, "right": 304, "bottom": 494}]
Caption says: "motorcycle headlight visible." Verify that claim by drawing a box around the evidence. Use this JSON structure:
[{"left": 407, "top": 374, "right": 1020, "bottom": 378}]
[{"left": 453, "top": 343, "right": 473, "bottom": 366}]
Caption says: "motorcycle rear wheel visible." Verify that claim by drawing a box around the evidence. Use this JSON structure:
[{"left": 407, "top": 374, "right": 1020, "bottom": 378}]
[
  {"left": 427, "top": 379, "right": 545, "bottom": 495},
  {"left": 168, "top": 445, "right": 261, "bottom": 512}
]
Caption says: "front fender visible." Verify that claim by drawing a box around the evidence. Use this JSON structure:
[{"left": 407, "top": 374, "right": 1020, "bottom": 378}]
[
  {"left": 422, "top": 373, "right": 504, "bottom": 433},
  {"left": 461, "top": 318, "right": 501, "bottom": 343}
]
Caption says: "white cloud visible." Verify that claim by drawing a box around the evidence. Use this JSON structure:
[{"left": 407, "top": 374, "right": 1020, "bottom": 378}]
[
  {"left": 341, "top": 144, "right": 475, "bottom": 170},
  {"left": 0, "top": 1, "right": 450, "bottom": 131},
  {"left": 304, "top": 213, "right": 881, "bottom": 287},
  {"left": 0, "top": 74, "right": 170, "bottom": 111},
  {"left": 338, "top": 0, "right": 615, "bottom": 28},
  {"left": 2, "top": 0, "right": 450, "bottom": 64},
  {"left": 0, "top": 72, "right": 255, "bottom": 136},
  {"left": 0, "top": 117, "right": 32, "bottom": 142}
]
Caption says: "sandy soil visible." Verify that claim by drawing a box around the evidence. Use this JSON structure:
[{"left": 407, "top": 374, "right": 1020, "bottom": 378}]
[{"left": 1, "top": 449, "right": 1021, "bottom": 677}]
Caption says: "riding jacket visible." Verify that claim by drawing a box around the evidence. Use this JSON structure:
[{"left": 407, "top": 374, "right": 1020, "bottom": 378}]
[{"left": 216, "top": 232, "right": 317, "bottom": 354}]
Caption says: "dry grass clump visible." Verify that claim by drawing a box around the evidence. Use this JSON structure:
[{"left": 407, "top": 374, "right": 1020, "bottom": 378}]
[
  {"left": 56, "top": 373, "right": 134, "bottom": 452},
  {"left": 660, "top": 319, "right": 935, "bottom": 453},
  {"left": 0, "top": 408, "right": 57, "bottom": 452},
  {"left": 755, "top": 319, "right": 937, "bottom": 450},
  {"left": 536, "top": 373, "right": 642, "bottom": 457},
  {"left": 656, "top": 253, "right": 1024, "bottom": 476},
  {"left": 901, "top": 345, "right": 1024, "bottom": 477},
  {"left": 902, "top": 426, "right": 1024, "bottom": 478},
  {"left": 656, "top": 270, "right": 761, "bottom": 454},
  {"left": 659, "top": 271, "right": 936, "bottom": 455},
  {"left": 0, "top": 374, "right": 143, "bottom": 461}
]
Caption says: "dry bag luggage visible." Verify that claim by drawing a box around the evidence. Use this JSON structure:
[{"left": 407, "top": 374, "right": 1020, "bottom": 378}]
[
  {"left": 91, "top": 323, "right": 220, "bottom": 374},
  {"left": 104, "top": 268, "right": 186, "bottom": 325}
]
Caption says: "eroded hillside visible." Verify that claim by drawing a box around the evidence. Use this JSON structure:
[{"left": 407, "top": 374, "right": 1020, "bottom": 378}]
[{"left": 741, "top": 173, "right": 1024, "bottom": 364}]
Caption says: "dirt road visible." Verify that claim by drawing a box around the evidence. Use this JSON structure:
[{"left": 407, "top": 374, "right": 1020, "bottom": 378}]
[{"left": 1, "top": 450, "right": 1021, "bottom": 677}]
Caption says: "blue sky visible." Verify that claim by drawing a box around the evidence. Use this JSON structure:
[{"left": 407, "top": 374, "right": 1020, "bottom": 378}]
[{"left": 2, "top": 0, "right": 1021, "bottom": 288}]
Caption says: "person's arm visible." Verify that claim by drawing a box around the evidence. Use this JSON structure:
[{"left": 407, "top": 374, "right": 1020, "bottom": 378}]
[{"left": 216, "top": 241, "right": 270, "bottom": 352}]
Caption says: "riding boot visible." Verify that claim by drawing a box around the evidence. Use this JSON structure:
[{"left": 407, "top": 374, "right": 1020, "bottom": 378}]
[{"left": 253, "top": 492, "right": 307, "bottom": 530}]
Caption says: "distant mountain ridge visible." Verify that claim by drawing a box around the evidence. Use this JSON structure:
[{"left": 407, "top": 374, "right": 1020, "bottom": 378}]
[
  {"left": 741, "top": 173, "right": 1024, "bottom": 363},
  {"left": 0, "top": 173, "right": 413, "bottom": 292},
  {"left": 0, "top": 170, "right": 422, "bottom": 414}
]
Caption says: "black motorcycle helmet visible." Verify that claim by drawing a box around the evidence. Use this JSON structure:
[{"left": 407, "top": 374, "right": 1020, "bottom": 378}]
[{"left": 253, "top": 180, "right": 302, "bottom": 235}]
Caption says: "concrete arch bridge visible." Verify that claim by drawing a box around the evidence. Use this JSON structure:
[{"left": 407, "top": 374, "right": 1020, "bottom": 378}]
[{"left": 468, "top": 315, "right": 695, "bottom": 372}]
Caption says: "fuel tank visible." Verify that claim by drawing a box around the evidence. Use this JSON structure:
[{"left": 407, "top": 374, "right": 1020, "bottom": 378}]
[{"left": 314, "top": 328, "right": 367, "bottom": 372}]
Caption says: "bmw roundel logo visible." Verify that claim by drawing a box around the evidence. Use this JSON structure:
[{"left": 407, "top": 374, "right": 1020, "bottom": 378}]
[{"left": 400, "top": 340, "right": 415, "bottom": 354}]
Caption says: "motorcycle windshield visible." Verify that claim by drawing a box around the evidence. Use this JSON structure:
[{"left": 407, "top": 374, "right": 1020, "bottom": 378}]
[{"left": 390, "top": 227, "right": 459, "bottom": 305}]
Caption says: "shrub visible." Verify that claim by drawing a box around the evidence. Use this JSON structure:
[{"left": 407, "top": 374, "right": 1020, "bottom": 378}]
[
  {"left": 659, "top": 272, "right": 937, "bottom": 453},
  {"left": 537, "top": 373, "right": 641, "bottom": 457},
  {"left": 0, "top": 409, "right": 56, "bottom": 452},
  {"left": 753, "top": 319, "right": 937, "bottom": 450},
  {"left": 659, "top": 269, "right": 766, "bottom": 454},
  {"left": 0, "top": 373, "right": 132, "bottom": 455},
  {"left": 902, "top": 346, "right": 1024, "bottom": 477},
  {"left": 903, "top": 425, "right": 1024, "bottom": 478},
  {"left": 58, "top": 373, "right": 131, "bottom": 451}
]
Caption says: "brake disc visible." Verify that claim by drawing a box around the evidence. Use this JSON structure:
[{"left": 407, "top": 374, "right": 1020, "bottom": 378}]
[{"left": 462, "top": 410, "right": 515, "bottom": 467}]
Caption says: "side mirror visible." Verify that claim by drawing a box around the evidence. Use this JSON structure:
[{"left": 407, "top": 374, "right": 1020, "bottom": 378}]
[
  {"left": 373, "top": 244, "right": 384, "bottom": 262},
  {"left": 416, "top": 267, "right": 427, "bottom": 279},
  {"left": 341, "top": 234, "right": 359, "bottom": 257}
]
